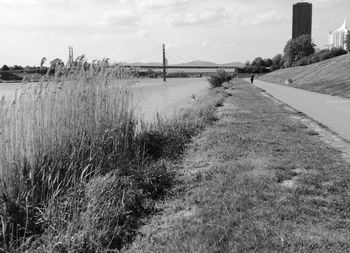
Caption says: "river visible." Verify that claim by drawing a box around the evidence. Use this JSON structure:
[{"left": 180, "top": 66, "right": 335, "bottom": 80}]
[
  {"left": 0, "top": 82, "right": 23, "bottom": 99},
  {"left": 0, "top": 78, "right": 209, "bottom": 122}
]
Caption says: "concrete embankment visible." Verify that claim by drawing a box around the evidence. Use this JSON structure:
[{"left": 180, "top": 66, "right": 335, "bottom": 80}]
[{"left": 124, "top": 79, "right": 350, "bottom": 253}]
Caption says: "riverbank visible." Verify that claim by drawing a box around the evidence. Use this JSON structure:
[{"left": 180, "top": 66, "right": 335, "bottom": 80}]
[
  {"left": 1, "top": 67, "right": 225, "bottom": 251},
  {"left": 124, "top": 79, "right": 350, "bottom": 252}
]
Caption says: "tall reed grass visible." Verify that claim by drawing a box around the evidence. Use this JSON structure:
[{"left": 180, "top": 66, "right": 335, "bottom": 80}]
[
  {"left": 0, "top": 59, "right": 138, "bottom": 250},
  {"left": 0, "top": 60, "right": 221, "bottom": 251}
]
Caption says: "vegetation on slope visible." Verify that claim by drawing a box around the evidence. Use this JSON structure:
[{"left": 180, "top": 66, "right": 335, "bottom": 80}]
[
  {"left": 0, "top": 60, "right": 224, "bottom": 252},
  {"left": 125, "top": 80, "right": 350, "bottom": 252},
  {"left": 239, "top": 35, "right": 347, "bottom": 74},
  {"left": 261, "top": 53, "right": 350, "bottom": 98}
]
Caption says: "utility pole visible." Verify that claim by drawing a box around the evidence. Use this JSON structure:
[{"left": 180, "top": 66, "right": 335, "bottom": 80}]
[{"left": 162, "top": 43, "right": 166, "bottom": 82}]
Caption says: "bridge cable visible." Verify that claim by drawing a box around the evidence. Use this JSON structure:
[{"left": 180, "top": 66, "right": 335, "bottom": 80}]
[
  {"left": 123, "top": 46, "right": 160, "bottom": 63},
  {"left": 166, "top": 50, "right": 191, "bottom": 64},
  {"left": 167, "top": 48, "right": 198, "bottom": 62}
]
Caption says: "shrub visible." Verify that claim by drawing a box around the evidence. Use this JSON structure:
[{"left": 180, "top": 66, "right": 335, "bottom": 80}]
[{"left": 207, "top": 69, "right": 233, "bottom": 88}]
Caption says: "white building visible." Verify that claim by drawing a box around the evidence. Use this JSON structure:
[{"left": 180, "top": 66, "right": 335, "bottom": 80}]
[{"left": 328, "top": 17, "right": 349, "bottom": 50}]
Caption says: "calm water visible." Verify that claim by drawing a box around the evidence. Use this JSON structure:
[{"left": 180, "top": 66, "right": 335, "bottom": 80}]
[
  {"left": 135, "top": 78, "right": 208, "bottom": 122},
  {"left": 0, "top": 83, "right": 24, "bottom": 99},
  {"left": 0, "top": 78, "right": 209, "bottom": 121}
]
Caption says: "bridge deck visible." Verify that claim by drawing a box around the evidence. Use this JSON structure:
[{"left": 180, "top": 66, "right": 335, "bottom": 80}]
[{"left": 122, "top": 65, "right": 238, "bottom": 69}]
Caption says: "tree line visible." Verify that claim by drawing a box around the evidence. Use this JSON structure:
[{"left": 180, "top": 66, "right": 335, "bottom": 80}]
[{"left": 238, "top": 33, "right": 350, "bottom": 73}]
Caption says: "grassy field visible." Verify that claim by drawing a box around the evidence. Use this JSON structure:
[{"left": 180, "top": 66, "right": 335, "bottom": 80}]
[
  {"left": 0, "top": 62, "right": 225, "bottom": 252},
  {"left": 261, "top": 53, "right": 350, "bottom": 98},
  {"left": 124, "top": 79, "right": 350, "bottom": 252}
]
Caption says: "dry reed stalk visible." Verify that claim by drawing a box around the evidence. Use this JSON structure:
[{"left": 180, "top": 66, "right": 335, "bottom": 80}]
[{"left": 0, "top": 61, "right": 137, "bottom": 247}]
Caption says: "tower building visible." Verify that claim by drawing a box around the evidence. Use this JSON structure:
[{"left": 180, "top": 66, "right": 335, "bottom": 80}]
[
  {"left": 328, "top": 17, "right": 349, "bottom": 50},
  {"left": 292, "top": 2, "right": 312, "bottom": 39}
]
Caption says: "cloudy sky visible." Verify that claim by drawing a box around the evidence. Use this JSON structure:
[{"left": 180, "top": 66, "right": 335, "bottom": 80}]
[{"left": 0, "top": 0, "right": 349, "bottom": 66}]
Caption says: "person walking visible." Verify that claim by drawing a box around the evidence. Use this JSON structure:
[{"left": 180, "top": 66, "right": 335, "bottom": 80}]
[{"left": 250, "top": 73, "right": 255, "bottom": 84}]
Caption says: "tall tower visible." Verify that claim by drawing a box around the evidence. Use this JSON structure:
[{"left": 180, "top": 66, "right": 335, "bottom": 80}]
[{"left": 292, "top": 2, "right": 312, "bottom": 39}]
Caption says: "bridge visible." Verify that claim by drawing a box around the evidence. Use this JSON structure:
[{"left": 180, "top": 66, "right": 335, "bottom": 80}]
[
  {"left": 120, "top": 44, "right": 238, "bottom": 81},
  {"left": 0, "top": 44, "right": 239, "bottom": 82},
  {"left": 122, "top": 65, "right": 237, "bottom": 70}
]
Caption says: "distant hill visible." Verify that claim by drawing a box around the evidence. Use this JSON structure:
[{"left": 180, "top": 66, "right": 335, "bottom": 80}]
[
  {"left": 129, "top": 62, "right": 162, "bottom": 66},
  {"left": 173, "top": 60, "right": 217, "bottom": 67},
  {"left": 220, "top": 62, "right": 245, "bottom": 68},
  {"left": 173, "top": 60, "right": 244, "bottom": 68},
  {"left": 260, "top": 53, "right": 350, "bottom": 98},
  {"left": 120, "top": 60, "right": 244, "bottom": 68}
]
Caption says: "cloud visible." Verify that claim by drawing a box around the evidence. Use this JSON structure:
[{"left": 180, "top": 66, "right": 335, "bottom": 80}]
[
  {"left": 137, "top": 29, "right": 150, "bottom": 37},
  {"left": 138, "top": 0, "right": 192, "bottom": 9},
  {"left": 248, "top": 11, "right": 288, "bottom": 26},
  {"left": 169, "top": 6, "right": 229, "bottom": 26},
  {"left": 200, "top": 41, "right": 236, "bottom": 48},
  {"left": 0, "top": 0, "right": 42, "bottom": 5},
  {"left": 98, "top": 10, "right": 140, "bottom": 28},
  {"left": 0, "top": 0, "right": 73, "bottom": 6},
  {"left": 313, "top": 0, "right": 346, "bottom": 8},
  {"left": 201, "top": 41, "right": 213, "bottom": 48}
]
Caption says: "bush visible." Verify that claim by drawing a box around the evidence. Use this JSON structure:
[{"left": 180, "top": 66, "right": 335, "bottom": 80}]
[
  {"left": 207, "top": 69, "right": 233, "bottom": 88},
  {"left": 293, "top": 47, "right": 347, "bottom": 67}
]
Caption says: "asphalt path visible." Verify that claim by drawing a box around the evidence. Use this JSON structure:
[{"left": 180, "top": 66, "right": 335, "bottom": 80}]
[{"left": 251, "top": 79, "right": 350, "bottom": 142}]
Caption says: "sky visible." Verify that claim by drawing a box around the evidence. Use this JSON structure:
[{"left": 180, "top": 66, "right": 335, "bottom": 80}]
[{"left": 0, "top": 0, "right": 349, "bottom": 66}]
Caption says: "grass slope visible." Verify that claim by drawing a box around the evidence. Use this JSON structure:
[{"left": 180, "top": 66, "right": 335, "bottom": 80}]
[
  {"left": 261, "top": 54, "right": 350, "bottom": 98},
  {"left": 124, "top": 80, "right": 350, "bottom": 253}
]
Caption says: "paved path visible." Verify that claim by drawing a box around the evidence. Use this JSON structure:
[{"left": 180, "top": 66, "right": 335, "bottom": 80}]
[{"left": 251, "top": 79, "right": 350, "bottom": 142}]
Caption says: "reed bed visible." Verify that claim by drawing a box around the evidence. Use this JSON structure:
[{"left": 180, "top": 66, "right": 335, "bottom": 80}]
[
  {"left": 0, "top": 60, "right": 138, "bottom": 250},
  {"left": 0, "top": 60, "right": 222, "bottom": 251}
]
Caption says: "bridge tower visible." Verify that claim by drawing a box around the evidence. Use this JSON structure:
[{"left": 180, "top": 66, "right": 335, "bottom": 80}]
[
  {"left": 162, "top": 43, "right": 166, "bottom": 82},
  {"left": 67, "top": 46, "right": 74, "bottom": 68}
]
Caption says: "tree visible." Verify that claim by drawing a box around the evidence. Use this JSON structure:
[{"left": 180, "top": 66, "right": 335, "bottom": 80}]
[
  {"left": 251, "top": 57, "right": 265, "bottom": 67},
  {"left": 283, "top": 35, "right": 315, "bottom": 67},
  {"left": 11, "top": 65, "right": 23, "bottom": 70},
  {"left": 264, "top": 58, "right": 273, "bottom": 68},
  {"left": 346, "top": 33, "right": 350, "bottom": 53},
  {"left": 271, "top": 54, "right": 283, "bottom": 71},
  {"left": 1, "top": 65, "right": 10, "bottom": 71}
]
